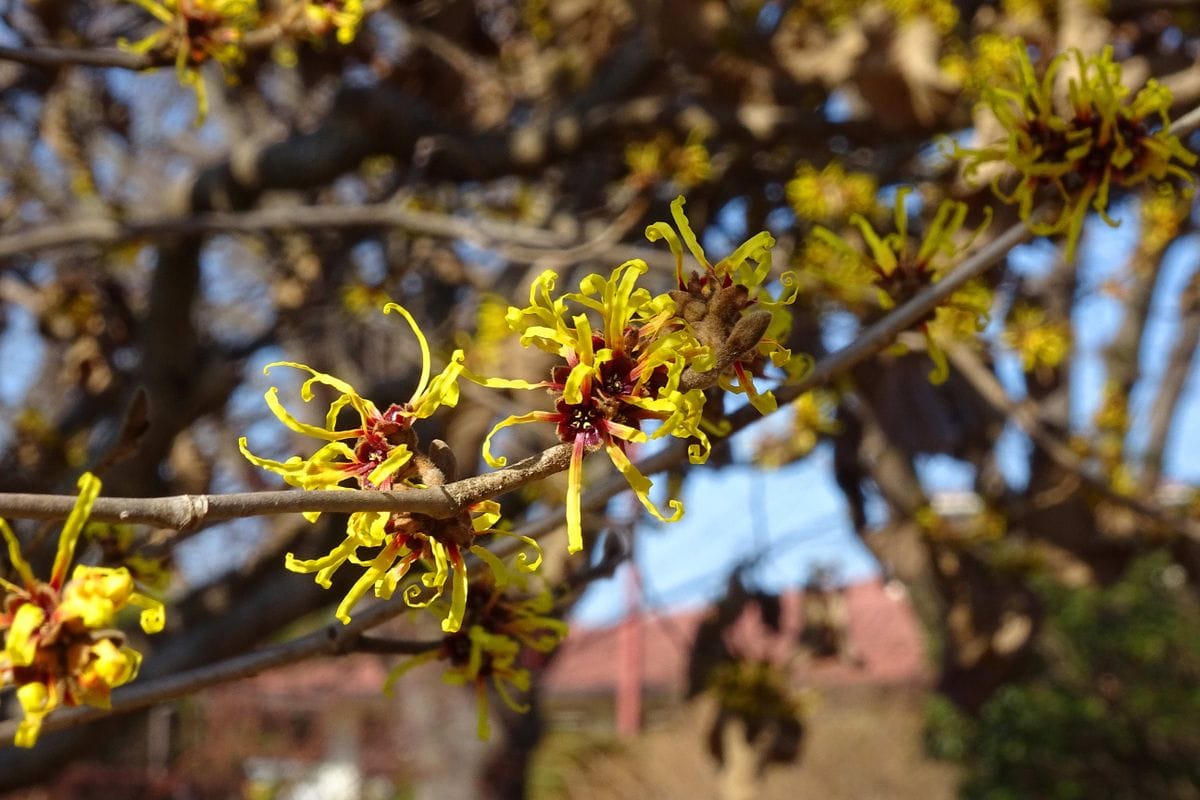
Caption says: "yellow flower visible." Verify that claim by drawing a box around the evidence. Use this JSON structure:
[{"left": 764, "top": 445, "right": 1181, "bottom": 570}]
[
  {"left": 957, "top": 40, "right": 1196, "bottom": 258},
  {"left": 810, "top": 189, "right": 992, "bottom": 383},
  {"left": 1002, "top": 303, "right": 1070, "bottom": 372},
  {"left": 0, "top": 473, "right": 164, "bottom": 747},
  {"left": 624, "top": 131, "right": 713, "bottom": 191},
  {"left": 477, "top": 261, "right": 701, "bottom": 554},
  {"left": 240, "top": 303, "right": 464, "bottom": 497},
  {"left": 786, "top": 161, "right": 878, "bottom": 225},
  {"left": 300, "top": 0, "right": 365, "bottom": 45}
]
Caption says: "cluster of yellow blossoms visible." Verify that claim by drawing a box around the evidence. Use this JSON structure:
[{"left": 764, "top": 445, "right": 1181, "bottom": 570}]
[
  {"left": 237, "top": 198, "right": 807, "bottom": 734},
  {"left": 959, "top": 41, "right": 1196, "bottom": 257},
  {"left": 1, "top": 474, "right": 165, "bottom": 747},
  {"left": 121, "top": 0, "right": 368, "bottom": 118}
]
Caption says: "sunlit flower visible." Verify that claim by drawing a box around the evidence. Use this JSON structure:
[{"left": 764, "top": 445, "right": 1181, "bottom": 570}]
[
  {"left": 810, "top": 189, "right": 992, "bottom": 383},
  {"left": 385, "top": 568, "right": 567, "bottom": 739},
  {"left": 286, "top": 499, "right": 541, "bottom": 633},
  {"left": 241, "top": 302, "right": 519, "bottom": 633},
  {"left": 239, "top": 303, "right": 464, "bottom": 496},
  {"left": 121, "top": 0, "right": 259, "bottom": 119},
  {"left": 957, "top": 40, "right": 1196, "bottom": 257},
  {"left": 478, "top": 261, "right": 705, "bottom": 554},
  {"left": 648, "top": 196, "right": 808, "bottom": 414},
  {"left": 1, "top": 474, "right": 165, "bottom": 747}
]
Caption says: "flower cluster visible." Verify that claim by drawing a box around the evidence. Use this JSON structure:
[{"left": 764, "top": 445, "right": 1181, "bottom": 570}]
[
  {"left": 477, "top": 260, "right": 702, "bottom": 553},
  {"left": 385, "top": 568, "right": 566, "bottom": 739},
  {"left": 1002, "top": 303, "right": 1070, "bottom": 374},
  {"left": 1, "top": 474, "right": 165, "bottom": 747},
  {"left": 241, "top": 304, "right": 539, "bottom": 633},
  {"left": 241, "top": 201, "right": 799, "bottom": 720},
  {"left": 811, "top": 189, "right": 992, "bottom": 383},
  {"left": 624, "top": 131, "right": 714, "bottom": 192},
  {"left": 957, "top": 40, "right": 1196, "bottom": 257},
  {"left": 122, "top": 0, "right": 370, "bottom": 118}
]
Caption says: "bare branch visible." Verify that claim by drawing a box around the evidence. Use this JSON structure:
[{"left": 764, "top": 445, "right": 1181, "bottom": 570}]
[
  {"left": 0, "top": 444, "right": 573, "bottom": 527},
  {"left": 0, "top": 203, "right": 675, "bottom": 270},
  {"left": 0, "top": 44, "right": 158, "bottom": 71}
]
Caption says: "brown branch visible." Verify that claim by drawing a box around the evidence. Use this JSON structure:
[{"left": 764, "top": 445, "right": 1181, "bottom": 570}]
[
  {"left": 0, "top": 595, "right": 439, "bottom": 747},
  {"left": 0, "top": 44, "right": 159, "bottom": 71},
  {"left": 0, "top": 203, "right": 675, "bottom": 270},
  {"left": 0, "top": 444, "right": 573, "bottom": 527}
]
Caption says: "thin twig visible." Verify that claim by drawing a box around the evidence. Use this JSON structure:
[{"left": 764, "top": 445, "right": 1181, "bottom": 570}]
[
  {"left": 0, "top": 44, "right": 159, "bottom": 71},
  {"left": 0, "top": 203, "right": 675, "bottom": 270}
]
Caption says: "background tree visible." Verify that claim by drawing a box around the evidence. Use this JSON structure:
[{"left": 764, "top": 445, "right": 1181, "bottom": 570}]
[{"left": 1, "top": 0, "right": 1199, "bottom": 794}]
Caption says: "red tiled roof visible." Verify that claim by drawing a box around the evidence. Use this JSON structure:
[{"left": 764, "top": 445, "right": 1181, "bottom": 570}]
[{"left": 542, "top": 579, "right": 928, "bottom": 694}]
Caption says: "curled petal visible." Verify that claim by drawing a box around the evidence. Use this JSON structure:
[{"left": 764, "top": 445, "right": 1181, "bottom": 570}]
[
  {"left": 605, "top": 443, "right": 684, "bottom": 524},
  {"left": 482, "top": 411, "right": 559, "bottom": 468},
  {"left": 382, "top": 303, "right": 433, "bottom": 400}
]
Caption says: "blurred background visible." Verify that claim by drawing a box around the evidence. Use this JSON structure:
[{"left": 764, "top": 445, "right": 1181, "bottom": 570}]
[{"left": 2, "top": 0, "right": 1200, "bottom": 797}]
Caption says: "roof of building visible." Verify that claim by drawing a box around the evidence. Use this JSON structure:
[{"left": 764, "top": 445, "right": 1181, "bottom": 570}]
[{"left": 543, "top": 578, "right": 929, "bottom": 695}]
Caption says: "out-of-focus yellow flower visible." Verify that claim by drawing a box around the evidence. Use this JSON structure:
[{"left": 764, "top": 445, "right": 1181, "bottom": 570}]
[
  {"left": 755, "top": 390, "right": 841, "bottom": 467},
  {"left": 625, "top": 131, "right": 713, "bottom": 191},
  {"left": 385, "top": 569, "right": 567, "bottom": 739},
  {"left": 121, "top": 0, "right": 259, "bottom": 119},
  {"left": 648, "top": 196, "right": 808, "bottom": 414},
  {"left": 811, "top": 190, "right": 992, "bottom": 383},
  {"left": 1139, "top": 184, "right": 1192, "bottom": 255},
  {"left": 1, "top": 474, "right": 164, "bottom": 747},
  {"left": 957, "top": 40, "right": 1196, "bottom": 258},
  {"left": 787, "top": 161, "right": 878, "bottom": 225},
  {"left": 1002, "top": 303, "right": 1070, "bottom": 372}
]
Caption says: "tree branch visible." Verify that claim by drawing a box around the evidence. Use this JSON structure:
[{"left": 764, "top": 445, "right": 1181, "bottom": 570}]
[
  {"left": 0, "top": 444, "right": 573, "bottom": 527},
  {"left": 0, "top": 44, "right": 159, "bottom": 71},
  {"left": 0, "top": 203, "right": 674, "bottom": 270}
]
